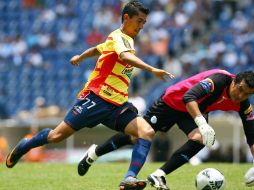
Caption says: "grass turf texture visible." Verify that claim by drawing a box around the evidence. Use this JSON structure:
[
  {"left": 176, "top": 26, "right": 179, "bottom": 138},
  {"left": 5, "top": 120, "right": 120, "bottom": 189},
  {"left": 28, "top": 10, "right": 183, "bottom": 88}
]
[{"left": 0, "top": 162, "right": 253, "bottom": 190}]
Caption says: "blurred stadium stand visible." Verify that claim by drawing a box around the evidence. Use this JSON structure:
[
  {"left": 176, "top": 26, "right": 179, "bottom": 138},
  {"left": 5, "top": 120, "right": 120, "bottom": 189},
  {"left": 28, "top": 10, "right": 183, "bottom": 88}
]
[{"left": 0, "top": 0, "right": 253, "bottom": 117}]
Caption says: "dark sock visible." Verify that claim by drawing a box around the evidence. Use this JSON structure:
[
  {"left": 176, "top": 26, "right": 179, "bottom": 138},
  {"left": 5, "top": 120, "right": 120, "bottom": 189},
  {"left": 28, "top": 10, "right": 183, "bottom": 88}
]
[
  {"left": 21, "top": 128, "right": 51, "bottom": 153},
  {"left": 95, "top": 133, "right": 132, "bottom": 156},
  {"left": 161, "top": 140, "right": 204, "bottom": 175},
  {"left": 125, "top": 138, "right": 151, "bottom": 178}
]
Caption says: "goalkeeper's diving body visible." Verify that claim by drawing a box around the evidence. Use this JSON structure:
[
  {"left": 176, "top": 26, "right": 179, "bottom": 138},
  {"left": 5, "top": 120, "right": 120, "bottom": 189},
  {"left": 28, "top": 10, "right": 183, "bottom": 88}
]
[
  {"left": 5, "top": 1, "right": 174, "bottom": 190},
  {"left": 78, "top": 69, "right": 254, "bottom": 190}
]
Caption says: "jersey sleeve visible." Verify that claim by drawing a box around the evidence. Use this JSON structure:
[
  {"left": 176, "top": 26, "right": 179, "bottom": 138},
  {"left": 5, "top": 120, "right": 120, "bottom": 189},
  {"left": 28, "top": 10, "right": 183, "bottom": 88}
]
[
  {"left": 112, "top": 35, "right": 135, "bottom": 56},
  {"left": 96, "top": 42, "right": 105, "bottom": 53},
  {"left": 239, "top": 100, "right": 254, "bottom": 146},
  {"left": 183, "top": 73, "right": 230, "bottom": 104}
]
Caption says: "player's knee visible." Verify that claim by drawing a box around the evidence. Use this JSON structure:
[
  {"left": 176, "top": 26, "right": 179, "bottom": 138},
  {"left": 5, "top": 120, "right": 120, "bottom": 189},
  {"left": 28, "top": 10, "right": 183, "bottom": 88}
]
[
  {"left": 47, "top": 130, "right": 63, "bottom": 143},
  {"left": 130, "top": 136, "right": 138, "bottom": 144},
  {"left": 124, "top": 117, "right": 155, "bottom": 140},
  {"left": 139, "top": 126, "right": 155, "bottom": 140},
  {"left": 188, "top": 129, "right": 202, "bottom": 143}
]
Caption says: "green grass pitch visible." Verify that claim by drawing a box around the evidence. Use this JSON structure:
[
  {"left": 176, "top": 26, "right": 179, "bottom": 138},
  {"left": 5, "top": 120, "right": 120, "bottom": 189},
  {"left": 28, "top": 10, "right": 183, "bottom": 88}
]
[{"left": 0, "top": 162, "right": 253, "bottom": 190}]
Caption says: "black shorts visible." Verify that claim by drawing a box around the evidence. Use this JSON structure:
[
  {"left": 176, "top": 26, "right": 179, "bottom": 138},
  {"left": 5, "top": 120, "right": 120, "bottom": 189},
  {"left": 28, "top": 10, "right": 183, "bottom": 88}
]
[{"left": 143, "top": 97, "right": 208, "bottom": 136}]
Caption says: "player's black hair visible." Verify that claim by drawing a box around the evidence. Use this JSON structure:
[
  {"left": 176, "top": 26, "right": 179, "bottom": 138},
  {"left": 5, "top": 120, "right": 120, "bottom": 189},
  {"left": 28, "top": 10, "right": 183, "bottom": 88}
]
[
  {"left": 235, "top": 71, "right": 254, "bottom": 89},
  {"left": 121, "top": 0, "right": 150, "bottom": 23}
]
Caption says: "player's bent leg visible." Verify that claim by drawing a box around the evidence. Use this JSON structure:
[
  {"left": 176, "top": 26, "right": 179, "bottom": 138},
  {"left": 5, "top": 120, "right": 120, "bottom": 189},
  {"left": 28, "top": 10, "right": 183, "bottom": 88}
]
[
  {"left": 96, "top": 133, "right": 134, "bottom": 156},
  {"left": 117, "top": 113, "right": 152, "bottom": 189},
  {"left": 78, "top": 144, "right": 98, "bottom": 176},
  {"left": 6, "top": 128, "right": 52, "bottom": 168},
  {"left": 119, "top": 176, "right": 147, "bottom": 190},
  {"left": 78, "top": 133, "right": 134, "bottom": 176},
  {"left": 6, "top": 122, "right": 75, "bottom": 169},
  {"left": 124, "top": 117, "right": 155, "bottom": 140},
  {"left": 47, "top": 121, "right": 75, "bottom": 143}
]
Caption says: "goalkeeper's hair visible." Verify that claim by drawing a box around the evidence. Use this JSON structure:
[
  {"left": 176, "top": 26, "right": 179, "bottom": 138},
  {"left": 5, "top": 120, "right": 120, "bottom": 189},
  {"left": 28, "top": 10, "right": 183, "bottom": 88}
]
[
  {"left": 121, "top": 0, "right": 150, "bottom": 23},
  {"left": 235, "top": 71, "right": 254, "bottom": 89}
]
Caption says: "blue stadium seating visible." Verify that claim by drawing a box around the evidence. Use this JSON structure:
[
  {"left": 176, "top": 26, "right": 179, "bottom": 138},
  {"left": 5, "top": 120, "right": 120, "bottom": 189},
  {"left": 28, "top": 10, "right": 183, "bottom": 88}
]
[{"left": 0, "top": 0, "right": 253, "bottom": 117}]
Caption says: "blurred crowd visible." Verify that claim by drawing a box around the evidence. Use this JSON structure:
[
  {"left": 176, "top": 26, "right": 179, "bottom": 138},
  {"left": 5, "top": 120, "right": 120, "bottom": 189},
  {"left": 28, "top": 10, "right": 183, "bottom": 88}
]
[{"left": 0, "top": 0, "right": 253, "bottom": 118}]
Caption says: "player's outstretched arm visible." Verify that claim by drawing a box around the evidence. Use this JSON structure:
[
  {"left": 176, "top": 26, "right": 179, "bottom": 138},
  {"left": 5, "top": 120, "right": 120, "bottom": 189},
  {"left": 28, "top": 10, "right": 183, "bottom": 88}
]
[
  {"left": 119, "top": 51, "right": 174, "bottom": 81},
  {"left": 70, "top": 47, "right": 101, "bottom": 66}
]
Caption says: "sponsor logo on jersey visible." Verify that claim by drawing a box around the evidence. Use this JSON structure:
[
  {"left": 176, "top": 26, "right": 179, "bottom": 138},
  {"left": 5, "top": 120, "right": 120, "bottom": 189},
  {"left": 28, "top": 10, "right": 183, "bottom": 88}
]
[
  {"left": 200, "top": 78, "right": 214, "bottom": 93},
  {"left": 121, "top": 64, "right": 133, "bottom": 78},
  {"left": 102, "top": 86, "right": 113, "bottom": 96},
  {"left": 103, "top": 90, "right": 112, "bottom": 96}
]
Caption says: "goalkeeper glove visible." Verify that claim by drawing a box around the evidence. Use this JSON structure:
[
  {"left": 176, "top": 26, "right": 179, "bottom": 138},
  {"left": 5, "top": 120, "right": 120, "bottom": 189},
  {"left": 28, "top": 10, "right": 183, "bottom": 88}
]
[{"left": 194, "top": 115, "right": 215, "bottom": 148}]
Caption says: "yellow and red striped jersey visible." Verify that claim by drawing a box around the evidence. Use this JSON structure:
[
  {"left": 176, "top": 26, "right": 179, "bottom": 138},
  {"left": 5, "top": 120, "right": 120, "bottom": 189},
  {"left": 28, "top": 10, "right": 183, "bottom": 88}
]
[{"left": 78, "top": 29, "right": 136, "bottom": 105}]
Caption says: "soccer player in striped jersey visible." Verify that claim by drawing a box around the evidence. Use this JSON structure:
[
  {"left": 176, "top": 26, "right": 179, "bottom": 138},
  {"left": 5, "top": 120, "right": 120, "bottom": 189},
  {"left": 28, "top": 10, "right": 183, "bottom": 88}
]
[
  {"left": 78, "top": 69, "right": 254, "bottom": 189},
  {"left": 6, "top": 1, "right": 173, "bottom": 190}
]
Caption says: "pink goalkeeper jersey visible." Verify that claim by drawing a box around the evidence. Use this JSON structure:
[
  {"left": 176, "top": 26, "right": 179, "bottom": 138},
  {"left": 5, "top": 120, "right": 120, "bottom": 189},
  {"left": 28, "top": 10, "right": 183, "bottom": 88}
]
[{"left": 162, "top": 69, "right": 234, "bottom": 112}]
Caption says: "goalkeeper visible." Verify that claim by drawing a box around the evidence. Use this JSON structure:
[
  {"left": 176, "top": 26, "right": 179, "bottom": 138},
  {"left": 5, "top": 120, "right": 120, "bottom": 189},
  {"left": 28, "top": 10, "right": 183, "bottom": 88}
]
[{"left": 78, "top": 69, "right": 254, "bottom": 190}]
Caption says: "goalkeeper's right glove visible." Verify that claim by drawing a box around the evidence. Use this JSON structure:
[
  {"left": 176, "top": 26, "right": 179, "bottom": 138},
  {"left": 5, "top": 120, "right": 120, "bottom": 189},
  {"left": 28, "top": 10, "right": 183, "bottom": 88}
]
[{"left": 194, "top": 115, "right": 215, "bottom": 148}]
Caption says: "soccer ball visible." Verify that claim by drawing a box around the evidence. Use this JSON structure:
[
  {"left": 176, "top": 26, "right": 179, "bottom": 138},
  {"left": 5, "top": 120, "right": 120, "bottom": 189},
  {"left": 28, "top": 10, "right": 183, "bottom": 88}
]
[{"left": 195, "top": 168, "right": 225, "bottom": 190}]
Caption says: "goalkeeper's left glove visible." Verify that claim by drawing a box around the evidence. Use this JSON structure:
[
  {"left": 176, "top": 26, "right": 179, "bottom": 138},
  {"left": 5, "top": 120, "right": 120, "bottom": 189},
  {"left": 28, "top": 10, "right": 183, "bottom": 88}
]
[{"left": 244, "top": 162, "right": 254, "bottom": 186}]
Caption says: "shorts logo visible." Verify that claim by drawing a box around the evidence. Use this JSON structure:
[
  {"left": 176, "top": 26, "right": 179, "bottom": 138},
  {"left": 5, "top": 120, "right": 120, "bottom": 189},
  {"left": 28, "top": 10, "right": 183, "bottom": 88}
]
[
  {"left": 150, "top": 115, "right": 157, "bottom": 124},
  {"left": 73, "top": 105, "right": 83, "bottom": 114}
]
